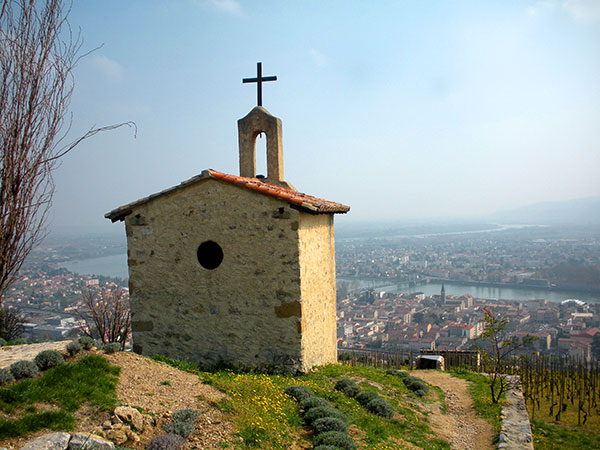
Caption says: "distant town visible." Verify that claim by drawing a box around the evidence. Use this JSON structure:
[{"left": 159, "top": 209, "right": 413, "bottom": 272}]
[
  {"left": 3, "top": 224, "right": 600, "bottom": 360},
  {"left": 336, "top": 287, "right": 599, "bottom": 360},
  {"left": 335, "top": 224, "right": 600, "bottom": 360}
]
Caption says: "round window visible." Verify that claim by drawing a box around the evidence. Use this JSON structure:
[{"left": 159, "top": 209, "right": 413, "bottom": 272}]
[{"left": 197, "top": 240, "right": 223, "bottom": 270}]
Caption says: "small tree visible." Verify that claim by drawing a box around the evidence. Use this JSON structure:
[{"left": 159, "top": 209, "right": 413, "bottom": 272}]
[
  {"left": 0, "top": 307, "right": 25, "bottom": 341},
  {"left": 475, "top": 307, "right": 535, "bottom": 403},
  {"left": 77, "top": 289, "right": 131, "bottom": 350}
]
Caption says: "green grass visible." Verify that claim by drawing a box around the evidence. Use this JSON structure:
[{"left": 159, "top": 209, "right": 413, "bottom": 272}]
[
  {"left": 429, "top": 385, "right": 447, "bottom": 413},
  {"left": 448, "top": 368, "right": 503, "bottom": 432},
  {"left": 525, "top": 384, "right": 600, "bottom": 449},
  {"left": 531, "top": 418, "right": 600, "bottom": 450},
  {"left": 153, "top": 355, "right": 451, "bottom": 450},
  {"left": 0, "top": 354, "right": 120, "bottom": 439}
]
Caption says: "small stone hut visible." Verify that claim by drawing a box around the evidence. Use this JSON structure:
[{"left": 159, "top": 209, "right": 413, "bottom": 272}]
[{"left": 105, "top": 106, "right": 349, "bottom": 373}]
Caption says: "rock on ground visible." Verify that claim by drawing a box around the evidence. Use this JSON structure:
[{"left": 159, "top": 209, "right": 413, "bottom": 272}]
[{"left": 20, "top": 432, "right": 71, "bottom": 450}]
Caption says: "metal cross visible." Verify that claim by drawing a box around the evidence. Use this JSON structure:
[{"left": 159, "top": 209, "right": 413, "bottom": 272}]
[{"left": 242, "top": 62, "right": 277, "bottom": 107}]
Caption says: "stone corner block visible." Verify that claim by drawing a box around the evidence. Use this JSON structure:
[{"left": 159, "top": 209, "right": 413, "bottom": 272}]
[{"left": 20, "top": 432, "right": 71, "bottom": 450}]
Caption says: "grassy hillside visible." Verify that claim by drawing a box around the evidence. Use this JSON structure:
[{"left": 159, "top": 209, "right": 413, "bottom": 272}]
[
  {"left": 156, "top": 356, "right": 499, "bottom": 450},
  {"left": 0, "top": 350, "right": 518, "bottom": 449}
]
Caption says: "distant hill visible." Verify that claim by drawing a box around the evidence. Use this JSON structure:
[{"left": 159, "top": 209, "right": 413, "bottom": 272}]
[{"left": 490, "top": 197, "right": 600, "bottom": 225}]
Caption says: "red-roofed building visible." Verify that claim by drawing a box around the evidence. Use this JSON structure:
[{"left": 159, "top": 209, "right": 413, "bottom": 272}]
[{"left": 571, "top": 328, "right": 600, "bottom": 340}]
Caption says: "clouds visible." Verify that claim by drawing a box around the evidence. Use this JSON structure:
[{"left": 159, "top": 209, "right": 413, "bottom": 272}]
[
  {"left": 88, "top": 55, "right": 125, "bottom": 83},
  {"left": 527, "top": 0, "right": 557, "bottom": 16},
  {"left": 528, "top": 0, "right": 600, "bottom": 23},
  {"left": 563, "top": 0, "right": 600, "bottom": 23},
  {"left": 205, "top": 0, "right": 242, "bottom": 16}
]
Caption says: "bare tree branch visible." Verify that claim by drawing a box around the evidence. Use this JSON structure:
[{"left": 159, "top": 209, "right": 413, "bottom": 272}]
[
  {"left": 76, "top": 289, "right": 131, "bottom": 350},
  {"left": 0, "top": 0, "right": 135, "bottom": 305}
]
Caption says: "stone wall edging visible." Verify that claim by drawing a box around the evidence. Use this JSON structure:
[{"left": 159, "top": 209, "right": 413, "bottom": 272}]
[{"left": 497, "top": 375, "right": 534, "bottom": 450}]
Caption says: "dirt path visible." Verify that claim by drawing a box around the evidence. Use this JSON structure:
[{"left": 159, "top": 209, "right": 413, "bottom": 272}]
[{"left": 412, "top": 370, "right": 495, "bottom": 450}]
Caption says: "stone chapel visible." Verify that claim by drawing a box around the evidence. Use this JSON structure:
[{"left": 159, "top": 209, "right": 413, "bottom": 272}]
[{"left": 105, "top": 66, "right": 349, "bottom": 373}]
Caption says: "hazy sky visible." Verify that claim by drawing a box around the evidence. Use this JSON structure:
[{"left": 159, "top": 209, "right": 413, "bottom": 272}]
[{"left": 51, "top": 0, "right": 600, "bottom": 230}]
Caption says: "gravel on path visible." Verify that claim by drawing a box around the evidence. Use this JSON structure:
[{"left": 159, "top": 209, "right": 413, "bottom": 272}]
[{"left": 412, "top": 370, "right": 495, "bottom": 450}]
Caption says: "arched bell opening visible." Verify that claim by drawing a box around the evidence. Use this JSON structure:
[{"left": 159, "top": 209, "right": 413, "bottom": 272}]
[{"left": 254, "top": 131, "right": 268, "bottom": 178}]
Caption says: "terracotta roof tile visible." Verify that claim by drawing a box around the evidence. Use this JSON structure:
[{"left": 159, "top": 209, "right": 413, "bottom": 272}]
[
  {"left": 207, "top": 170, "right": 349, "bottom": 213},
  {"left": 105, "top": 169, "right": 350, "bottom": 222}
]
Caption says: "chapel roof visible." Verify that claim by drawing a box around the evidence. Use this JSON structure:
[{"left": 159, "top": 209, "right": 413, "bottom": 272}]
[{"left": 105, "top": 169, "right": 350, "bottom": 222}]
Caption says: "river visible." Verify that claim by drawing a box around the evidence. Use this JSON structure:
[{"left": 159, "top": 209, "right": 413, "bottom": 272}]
[
  {"left": 61, "top": 253, "right": 600, "bottom": 304},
  {"left": 61, "top": 253, "right": 129, "bottom": 280},
  {"left": 337, "top": 278, "right": 600, "bottom": 304}
]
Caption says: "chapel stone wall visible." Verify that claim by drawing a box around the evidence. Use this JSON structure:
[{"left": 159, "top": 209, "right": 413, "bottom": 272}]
[
  {"left": 298, "top": 213, "right": 338, "bottom": 371},
  {"left": 125, "top": 178, "right": 305, "bottom": 371}
]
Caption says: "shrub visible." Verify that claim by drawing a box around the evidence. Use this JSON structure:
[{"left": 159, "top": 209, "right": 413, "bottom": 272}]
[
  {"left": 355, "top": 390, "right": 379, "bottom": 407},
  {"left": 66, "top": 341, "right": 82, "bottom": 356},
  {"left": 0, "top": 338, "right": 6, "bottom": 347},
  {"left": 172, "top": 408, "right": 201, "bottom": 423},
  {"left": 78, "top": 336, "right": 95, "bottom": 350},
  {"left": 147, "top": 433, "right": 185, "bottom": 450},
  {"left": 366, "top": 397, "right": 394, "bottom": 418},
  {"left": 312, "top": 416, "right": 349, "bottom": 435},
  {"left": 11, "top": 337, "right": 26, "bottom": 345},
  {"left": 313, "top": 431, "right": 357, "bottom": 450},
  {"left": 103, "top": 342, "right": 122, "bottom": 354},
  {"left": 406, "top": 379, "right": 428, "bottom": 394},
  {"left": 397, "top": 371, "right": 411, "bottom": 379},
  {"left": 334, "top": 378, "right": 356, "bottom": 391},
  {"left": 164, "top": 420, "right": 195, "bottom": 438},
  {"left": 34, "top": 349, "right": 65, "bottom": 370},
  {"left": 299, "top": 396, "right": 330, "bottom": 414},
  {"left": 0, "top": 368, "right": 15, "bottom": 385},
  {"left": 303, "top": 406, "right": 346, "bottom": 425},
  {"left": 407, "top": 379, "right": 426, "bottom": 390},
  {"left": 415, "top": 389, "right": 427, "bottom": 397},
  {"left": 313, "top": 446, "right": 339, "bottom": 450},
  {"left": 9, "top": 360, "right": 39, "bottom": 379},
  {"left": 343, "top": 383, "right": 361, "bottom": 398},
  {"left": 334, "top": 378, "right": 360, "bottom": 398},
  {"left": 284, "top": 385, "right": 314, "bottom": 402}
]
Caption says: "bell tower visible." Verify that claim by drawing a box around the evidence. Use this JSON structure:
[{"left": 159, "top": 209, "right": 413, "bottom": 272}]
[{"left": 238, "top": 62, "right": 293, "bottom": 189}]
